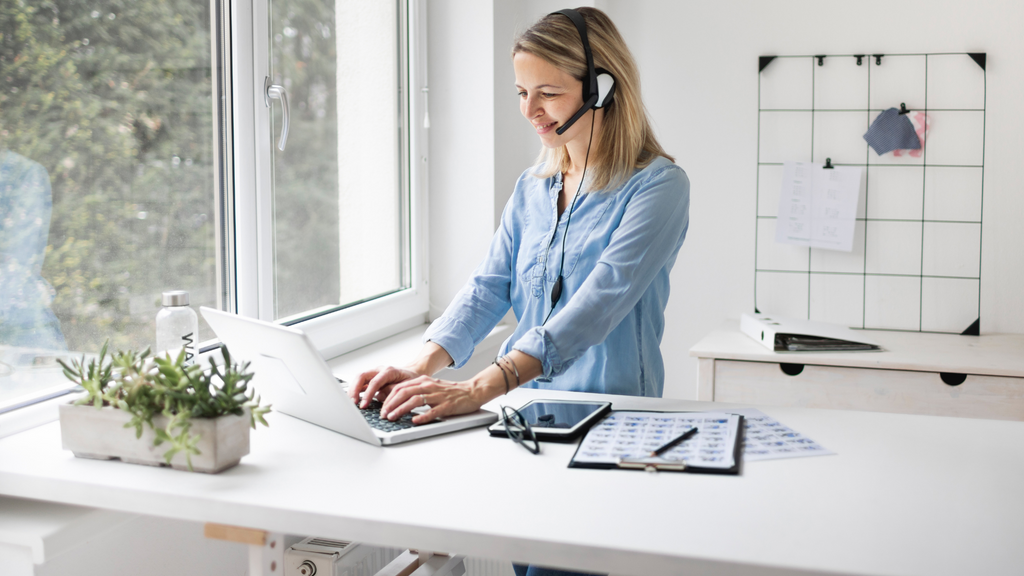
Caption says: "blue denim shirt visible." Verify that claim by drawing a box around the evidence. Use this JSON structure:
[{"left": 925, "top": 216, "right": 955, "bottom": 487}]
[{"left": 425, "top": 156, "right": 689, "bottom": 398}]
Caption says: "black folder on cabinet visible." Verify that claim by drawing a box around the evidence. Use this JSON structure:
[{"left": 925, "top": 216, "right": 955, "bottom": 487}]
[
  {"left": 741, "top": 313, "right": 881, "bottom": 352},
  {"left": 568, "top": 410, "right": 743, "bottom": 475}
]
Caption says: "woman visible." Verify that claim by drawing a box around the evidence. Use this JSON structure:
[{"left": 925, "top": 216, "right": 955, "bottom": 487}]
[
  {"left": 350, "top": 8, "right": 688, "bottom": 574},
  {"left": 351, "top": 5, "right": 688, "bottom": 433}
]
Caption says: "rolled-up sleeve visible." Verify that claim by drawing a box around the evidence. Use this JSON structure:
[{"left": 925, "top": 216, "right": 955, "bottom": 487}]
[{"left": 513, "top": 165, "right": 690, "bottom": 377}]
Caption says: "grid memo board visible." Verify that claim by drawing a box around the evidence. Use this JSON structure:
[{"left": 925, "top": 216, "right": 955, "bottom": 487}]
[{"left": 755, "top": 52, "right": 986, "bottom": 334}]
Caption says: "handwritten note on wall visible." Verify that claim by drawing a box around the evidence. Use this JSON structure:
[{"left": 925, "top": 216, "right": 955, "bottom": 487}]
[{"left": 775, "top": 161, "right": 863, "bottom": 252}]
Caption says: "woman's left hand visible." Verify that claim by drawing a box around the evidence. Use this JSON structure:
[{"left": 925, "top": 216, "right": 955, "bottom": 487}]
[{"left": 379, "top": 375, "right": 486, "bottom": 425}]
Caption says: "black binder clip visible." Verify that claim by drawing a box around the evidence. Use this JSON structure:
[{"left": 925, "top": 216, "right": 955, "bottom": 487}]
[
  {"left": 823, "top": 158, "right": 835, "bottom": 169},
  {"left": 873, "top": 54, "right": 884, "bottom": 65},
  {"left": 854, "top": 55, "right": 865, "bottom": 66},
  {"left": 898, "top": 102, "right": 911, "bottom": 115},
  {"left": 815, "top": 55, "right": 826, "bottom": 66}
]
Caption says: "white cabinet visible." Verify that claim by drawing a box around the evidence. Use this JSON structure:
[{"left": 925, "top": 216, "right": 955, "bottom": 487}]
[{"left": 690, "top": 323, "right": 1024, "bottom": 421}]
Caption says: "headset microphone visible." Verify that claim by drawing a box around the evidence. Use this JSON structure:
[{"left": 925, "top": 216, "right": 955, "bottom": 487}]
[{"left": 556, "top": 94, "right": 599, "bottom": 136}]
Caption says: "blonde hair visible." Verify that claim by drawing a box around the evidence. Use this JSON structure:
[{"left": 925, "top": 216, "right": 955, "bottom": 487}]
[{"left": 512, "top": 7, "right": 673, "bottom": 192}]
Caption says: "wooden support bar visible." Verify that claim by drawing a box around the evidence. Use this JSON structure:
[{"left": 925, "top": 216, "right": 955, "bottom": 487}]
[{"left": 203, "top": 522, "right": 267, "bottom": 546}]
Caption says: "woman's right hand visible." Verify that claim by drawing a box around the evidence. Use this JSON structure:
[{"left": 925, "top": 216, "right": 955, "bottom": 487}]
[
  {"left": 348, "top": 342, "right": 455, "bottom": 408},
  {"left": 348, "top": 365, "right": 422, "bottom": 408}
]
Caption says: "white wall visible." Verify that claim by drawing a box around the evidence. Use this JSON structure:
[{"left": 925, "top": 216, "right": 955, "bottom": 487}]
[
  {"left": 426, "top": 1, "right": 496, "bottom": 320},
  {"left": 429, "top": 0, "right": 1024, "bottom": 399},
  {"left": 598, "top": 0, "right": 1024, "bottom": 399}
]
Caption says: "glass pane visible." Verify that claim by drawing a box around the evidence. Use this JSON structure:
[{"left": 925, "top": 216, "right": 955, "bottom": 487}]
[
  {"left": 269, "top": 0, "right": 406, "bottom": 322},
  {"left": 0, "top": 1, "right": 222, "bottom": 406}
]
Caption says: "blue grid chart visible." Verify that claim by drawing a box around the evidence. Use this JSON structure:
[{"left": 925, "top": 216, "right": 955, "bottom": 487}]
[{"left": 755, "top": 53, "right": 986, "bottom": 334}]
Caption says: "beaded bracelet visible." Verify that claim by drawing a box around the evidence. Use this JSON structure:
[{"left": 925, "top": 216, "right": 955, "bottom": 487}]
[{"left": 493, "top": 359, "right": 511, "bottom": 395}]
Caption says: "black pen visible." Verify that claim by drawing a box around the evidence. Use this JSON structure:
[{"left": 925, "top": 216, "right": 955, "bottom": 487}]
[{"left": 650, "top": 426, "right": 698, "bottom": 457}]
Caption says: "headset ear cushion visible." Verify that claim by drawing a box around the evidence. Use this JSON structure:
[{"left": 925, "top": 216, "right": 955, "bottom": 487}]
[{"left": 594, "top": 69, "right": 615, "bottom": 108}]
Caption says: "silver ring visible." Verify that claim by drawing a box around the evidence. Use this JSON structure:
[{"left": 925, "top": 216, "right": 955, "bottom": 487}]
[{"left": 420, "top": 394, "right": 428, "bottom": 407}]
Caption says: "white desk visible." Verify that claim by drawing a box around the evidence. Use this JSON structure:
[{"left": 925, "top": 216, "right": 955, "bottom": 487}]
[{"left": 1, "top": 388, "right": 1023, "bottom": 576}]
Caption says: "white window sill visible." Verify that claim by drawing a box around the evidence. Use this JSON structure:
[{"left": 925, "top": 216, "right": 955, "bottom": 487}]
[
  {"left": 0, "top": 323, "right": 513, "bottom": 440},
  {"left": 0, "top": 392, "right": 84, "bottom": 440}
]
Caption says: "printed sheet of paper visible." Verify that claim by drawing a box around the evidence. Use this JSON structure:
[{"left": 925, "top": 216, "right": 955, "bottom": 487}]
[
  {"left": 775, "top": 161, "right": 862, "bottom": 252},
  {"left": 730, "top": 408, "right": 834, "bottom": 461},
  {"left": 574, "top": 411, "right": 739, "bottom": 470}
]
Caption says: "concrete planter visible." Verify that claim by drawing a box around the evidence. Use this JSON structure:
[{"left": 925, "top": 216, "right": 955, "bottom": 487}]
[{"left": 59, "top": 403, "right": 250, "bottom": 473}]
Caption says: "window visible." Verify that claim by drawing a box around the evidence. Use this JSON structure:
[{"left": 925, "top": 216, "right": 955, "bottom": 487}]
[
  {"left": 1, "top": 0, "right": 221, "bottom": 411},
  {"left": 0, "top": 0, "right": 426, "bottom": 415},
  {"left": 266, "top": 0, "right": 408, "bottom": 320}
]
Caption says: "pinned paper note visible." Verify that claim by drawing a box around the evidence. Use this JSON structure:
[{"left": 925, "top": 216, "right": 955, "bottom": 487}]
[
  {"left": 775, "top": 161, "right": 862, "bottom": 252},
  {"left": 864, "top": 107, "right": 920, "bottom": 155},
  {"left": 892, "top": 112, "right": 930, "bottom": 158}
]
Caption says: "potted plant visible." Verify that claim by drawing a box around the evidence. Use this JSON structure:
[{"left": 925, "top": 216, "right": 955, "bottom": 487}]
[{"left": 57, "top": 343, "right": 270, "bottom": 473}]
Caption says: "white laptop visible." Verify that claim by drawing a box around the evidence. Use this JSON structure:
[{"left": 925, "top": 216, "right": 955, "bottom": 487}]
[{"left": 201, "top": 307, "right": 497, "bottom": 446}]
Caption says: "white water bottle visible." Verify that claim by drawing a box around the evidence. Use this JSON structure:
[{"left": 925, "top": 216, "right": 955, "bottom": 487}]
[{"left": 156, "top": 290, "right": 198, "bottom": 365}]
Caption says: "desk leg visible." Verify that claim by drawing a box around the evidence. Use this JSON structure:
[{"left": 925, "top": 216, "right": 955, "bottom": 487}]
[
  {"left": 204, "top": 523, "right": 283, "bottom": 576},
  {"left": 249, "top": 534, "right": 285, "bottom": 576},
  {"left": 377, "top": 550, "right": 467, "bottom": 576},
  {"left": 410, "top": 553, "right": 466, "bottom": 576},
  {"left": 696, "top": 358, "right": 715, "bottom": 401}
]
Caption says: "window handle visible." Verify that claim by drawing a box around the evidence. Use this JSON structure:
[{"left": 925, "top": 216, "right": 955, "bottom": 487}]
[{"left": 264, "top": 76, "right": 290, "bottom": 152}]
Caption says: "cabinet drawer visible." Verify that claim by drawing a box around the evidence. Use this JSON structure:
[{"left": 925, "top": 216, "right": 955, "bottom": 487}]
[{"left": 713, "top": 360, "right": 1024, "bottom": 421}]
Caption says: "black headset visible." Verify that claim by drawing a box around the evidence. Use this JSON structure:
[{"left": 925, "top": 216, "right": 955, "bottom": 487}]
[
  {"left": 542, "top": 9, "right": 616, "bottom": 324},
  {"left": 552, "top": 8, "right": 616, "bottom": 135}
]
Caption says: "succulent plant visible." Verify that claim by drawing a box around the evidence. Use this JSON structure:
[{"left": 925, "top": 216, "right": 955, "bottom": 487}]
[{"left": 58, "top": 344, "right": 270, "bottom": 470}]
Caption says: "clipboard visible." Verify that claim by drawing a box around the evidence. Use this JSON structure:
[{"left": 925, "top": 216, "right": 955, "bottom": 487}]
[{"left": 568, "top": 410, "right": 744, "bottom": 475}]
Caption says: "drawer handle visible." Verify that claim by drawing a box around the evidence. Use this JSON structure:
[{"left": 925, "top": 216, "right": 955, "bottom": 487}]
[
  {"left": 779, "top": 363, "right": 804, "bottom": 376},
  {"left": 940, "top": 372, "right": 967, "bottom": 386}
]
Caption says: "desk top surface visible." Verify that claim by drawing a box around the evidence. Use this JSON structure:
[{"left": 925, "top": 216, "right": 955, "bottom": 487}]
[
  {"left": 1, "top": 388, "right": 1023, "bottom": 576},
  {"left": 690, "top": 321, "right": 1024, "bottom": 377}
]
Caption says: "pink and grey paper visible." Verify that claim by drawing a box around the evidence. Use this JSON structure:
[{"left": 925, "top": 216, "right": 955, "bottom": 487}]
[{"left": 864, "top": 108, "right": 930, "bottom": 157}]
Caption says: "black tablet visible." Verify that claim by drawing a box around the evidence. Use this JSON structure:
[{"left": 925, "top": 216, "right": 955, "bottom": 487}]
[{"left": 488, "top": 399, "right": 612, "bottom": 442}]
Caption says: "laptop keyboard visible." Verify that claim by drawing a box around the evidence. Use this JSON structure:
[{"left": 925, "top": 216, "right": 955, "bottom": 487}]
[{"left": 359, "top": 400, "right": 417, "bottom": 433}]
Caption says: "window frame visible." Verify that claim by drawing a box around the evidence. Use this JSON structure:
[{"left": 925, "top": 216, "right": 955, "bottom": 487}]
[{"left": 234, "top": 0, "right": 430, "bottom": 358}]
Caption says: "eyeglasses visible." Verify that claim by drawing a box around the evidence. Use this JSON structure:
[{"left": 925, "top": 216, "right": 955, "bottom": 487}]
[{"left": 501, "top": 405, "right": 540, "bottom": 455}]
